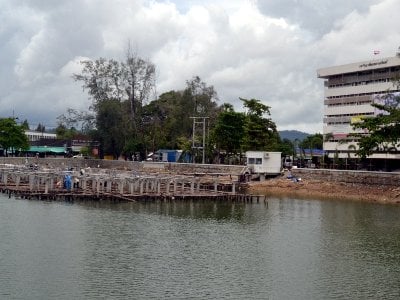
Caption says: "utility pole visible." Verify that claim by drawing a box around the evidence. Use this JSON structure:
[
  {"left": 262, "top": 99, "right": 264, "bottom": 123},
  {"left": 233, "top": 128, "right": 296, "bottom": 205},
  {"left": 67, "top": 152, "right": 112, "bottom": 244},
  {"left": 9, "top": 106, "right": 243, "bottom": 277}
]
[{"left": 190, "top": 116, "right": 208, "bottom": 164}]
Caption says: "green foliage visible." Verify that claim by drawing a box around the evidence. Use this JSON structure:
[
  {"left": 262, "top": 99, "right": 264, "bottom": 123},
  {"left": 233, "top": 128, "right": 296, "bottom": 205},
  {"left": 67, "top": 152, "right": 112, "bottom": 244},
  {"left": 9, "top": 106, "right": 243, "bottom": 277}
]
[
  {"left": 140, "top": 77, "right": 220, "bottom": 158},
  {"left": 351, "top": 86, "right": 400, "bottom": 158},
  {"left": 55, "top": 124, "right": 79, "bottom": 139},
  {"left": 240, "top": 98, "right": 280, "bottom": 151},
  {"left": 141, "top": 90, "right": 184, "bottom": 150},
  {"left": 73, "top": 51, "right": 156, "bottom": 158},
  {"left": 210, "top": 99, "right": 283, "bottom": 162},
  {"left": 176, "top": 136, "right": 192, "bottom": 152},
  {"left": 299, "top": 133, "right": 323, "bottom": 150},
  {"left": 278, "top": 138, "right": 295, "bottom": 157},
  {"left": 35, "top": 123, "right": 45, "bottom": 132},
  {"left": 212, "top": 103, "right": 245, "bottom": 155},
  {"left": 21, "top": 119, "right": 30, "bottom": 130},
  {"left": 73, "top": 54, "right": 155, "bottom": 125},
  {"left": 0, "top": 118, "right": 29, "bottom": 155},
  {"left": 79, "top": 146, "right": 90, "bottom": 156},
  {"left": 72, "top": 53, "right": 293, "bottom": 161},
  {"left": 96, "top": 99, "right": 126, "bottom": 159}
]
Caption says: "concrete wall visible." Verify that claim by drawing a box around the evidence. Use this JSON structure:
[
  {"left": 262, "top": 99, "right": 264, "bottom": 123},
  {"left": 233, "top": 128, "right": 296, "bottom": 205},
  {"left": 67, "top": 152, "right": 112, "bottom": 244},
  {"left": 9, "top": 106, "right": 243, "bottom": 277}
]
[
  {"left": 1, "top": 157, "right": 248, "bottom": 175},
  {"left": 4, "top": 157, "right": 400, "bottom": 186},
  {"left": 292, "top": 168, "right": 400, "bottom": 186}
]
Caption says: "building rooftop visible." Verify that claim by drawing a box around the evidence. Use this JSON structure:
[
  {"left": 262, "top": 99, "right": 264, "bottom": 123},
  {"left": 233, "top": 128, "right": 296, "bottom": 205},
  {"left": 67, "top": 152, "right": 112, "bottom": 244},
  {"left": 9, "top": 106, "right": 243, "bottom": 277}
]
[{"left": 317, "top": 55, "right": 400, "bottom": 78}]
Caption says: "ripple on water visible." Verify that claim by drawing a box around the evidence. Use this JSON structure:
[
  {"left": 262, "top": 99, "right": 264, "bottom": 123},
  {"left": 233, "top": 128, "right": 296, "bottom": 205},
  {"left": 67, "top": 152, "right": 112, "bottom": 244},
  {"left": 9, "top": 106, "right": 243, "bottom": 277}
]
[{"left": 0, "top": 196, "right": 400, "bottom": 299}]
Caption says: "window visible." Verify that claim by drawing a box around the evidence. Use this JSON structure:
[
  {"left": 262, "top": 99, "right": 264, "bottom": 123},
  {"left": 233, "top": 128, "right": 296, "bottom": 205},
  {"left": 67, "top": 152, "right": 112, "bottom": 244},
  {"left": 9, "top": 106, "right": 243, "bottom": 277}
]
[{"left": 248, "top": 157, "right": 263, "bottom": 164}]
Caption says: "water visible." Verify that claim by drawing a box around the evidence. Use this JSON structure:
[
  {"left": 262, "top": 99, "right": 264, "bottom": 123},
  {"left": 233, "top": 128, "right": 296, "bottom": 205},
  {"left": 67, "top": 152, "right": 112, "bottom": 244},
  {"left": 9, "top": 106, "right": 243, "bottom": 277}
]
[{"left": 1, "top": 195, "right": 399, "bottom": 300}]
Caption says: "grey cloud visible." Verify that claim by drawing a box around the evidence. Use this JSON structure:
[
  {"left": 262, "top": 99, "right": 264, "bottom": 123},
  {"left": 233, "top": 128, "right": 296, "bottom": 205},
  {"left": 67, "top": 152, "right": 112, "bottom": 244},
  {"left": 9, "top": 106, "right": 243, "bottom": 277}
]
[
  {"left": 256, "top": 0, "right": 382, "bottom": 38},
  {"left": 1, "top": 0, "right": 399, "bottom": 134}
]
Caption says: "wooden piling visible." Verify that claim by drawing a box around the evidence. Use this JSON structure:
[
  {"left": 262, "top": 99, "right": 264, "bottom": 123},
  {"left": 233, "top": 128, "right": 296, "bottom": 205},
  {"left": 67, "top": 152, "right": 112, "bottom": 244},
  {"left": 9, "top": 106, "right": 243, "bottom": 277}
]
[{"left": 0, "top": 166, "right": 266, "bottom": 205}]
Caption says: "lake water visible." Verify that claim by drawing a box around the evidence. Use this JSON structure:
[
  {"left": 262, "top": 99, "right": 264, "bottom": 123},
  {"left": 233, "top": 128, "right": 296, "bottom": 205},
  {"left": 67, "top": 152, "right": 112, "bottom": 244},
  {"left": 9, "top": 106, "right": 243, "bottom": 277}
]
[{"left": 1, "top": 194, "right": 399, "bottom": 299}]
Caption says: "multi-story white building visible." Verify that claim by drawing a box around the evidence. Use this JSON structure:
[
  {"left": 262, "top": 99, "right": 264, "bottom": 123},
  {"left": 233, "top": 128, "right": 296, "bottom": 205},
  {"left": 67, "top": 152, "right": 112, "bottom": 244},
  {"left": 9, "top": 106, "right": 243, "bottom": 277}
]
[{"left": 317, "top": 52, "right": 400, "bottom": 159}]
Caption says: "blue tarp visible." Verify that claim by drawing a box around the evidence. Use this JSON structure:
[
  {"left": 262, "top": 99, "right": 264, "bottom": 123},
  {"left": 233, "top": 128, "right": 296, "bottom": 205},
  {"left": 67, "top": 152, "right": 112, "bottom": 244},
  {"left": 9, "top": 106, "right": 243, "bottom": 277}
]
[{"left": 296, "top": 148, "right": 325, "bottom": 156}]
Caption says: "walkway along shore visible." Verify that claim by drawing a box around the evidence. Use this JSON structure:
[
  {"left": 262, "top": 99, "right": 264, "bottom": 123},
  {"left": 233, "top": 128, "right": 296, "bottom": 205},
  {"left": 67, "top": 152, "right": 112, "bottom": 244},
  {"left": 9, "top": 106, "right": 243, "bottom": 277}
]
[{"left": 0, "top": 163, "right": 266, "bottom": 204}]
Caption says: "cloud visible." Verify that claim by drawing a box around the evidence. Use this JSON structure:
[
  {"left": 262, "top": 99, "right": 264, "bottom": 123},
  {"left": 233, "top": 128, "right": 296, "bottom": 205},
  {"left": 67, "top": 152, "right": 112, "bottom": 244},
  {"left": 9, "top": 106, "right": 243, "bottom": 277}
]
[
  {"left": 1, "top": 0, "right": 400, "bottom": 134},
  {"left": 255, "top": 0, "right": 382, "bottom": 39}
]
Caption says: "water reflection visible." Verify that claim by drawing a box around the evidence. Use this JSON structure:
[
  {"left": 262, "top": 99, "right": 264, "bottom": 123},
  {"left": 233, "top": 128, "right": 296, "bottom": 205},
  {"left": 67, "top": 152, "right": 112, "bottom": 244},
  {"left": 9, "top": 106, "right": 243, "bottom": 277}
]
[
  {"left": 1, "top": 195, "right": 400, "bottom": 299},
  {"left": 75, "top": 199, "right": 255, "bottom": 221}
]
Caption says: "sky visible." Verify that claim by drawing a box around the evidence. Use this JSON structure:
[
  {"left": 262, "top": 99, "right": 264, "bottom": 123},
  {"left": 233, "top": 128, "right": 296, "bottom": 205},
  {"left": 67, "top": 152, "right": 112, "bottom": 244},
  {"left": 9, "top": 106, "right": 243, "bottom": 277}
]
[{"left": 1, "top": 0, "right": 400, "bottom": 133}]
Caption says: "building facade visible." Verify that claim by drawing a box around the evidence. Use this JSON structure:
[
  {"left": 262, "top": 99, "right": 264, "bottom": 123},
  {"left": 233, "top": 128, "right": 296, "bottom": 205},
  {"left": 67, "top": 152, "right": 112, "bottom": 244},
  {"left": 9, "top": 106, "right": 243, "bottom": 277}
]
[
  {"left": 25, "top": 130, "right": 57, "bottom": 142},
  {"left": 317, "top": 53, "right": 400, "bottom": 159}
]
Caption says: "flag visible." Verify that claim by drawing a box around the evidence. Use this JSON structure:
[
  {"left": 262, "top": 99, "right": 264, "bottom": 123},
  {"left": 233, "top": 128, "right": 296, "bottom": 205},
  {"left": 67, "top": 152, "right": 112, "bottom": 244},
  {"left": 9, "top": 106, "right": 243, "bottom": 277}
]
[{"left": 373, "top": 50, "right": 380, "bottom": 55}]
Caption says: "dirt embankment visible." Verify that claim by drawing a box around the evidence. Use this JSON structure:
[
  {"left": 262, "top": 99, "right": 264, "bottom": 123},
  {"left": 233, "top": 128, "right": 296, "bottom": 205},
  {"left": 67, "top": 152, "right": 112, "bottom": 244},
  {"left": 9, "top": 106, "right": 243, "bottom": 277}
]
[{"left": 247, "top": 176, "right": 400, "bottom": 205}]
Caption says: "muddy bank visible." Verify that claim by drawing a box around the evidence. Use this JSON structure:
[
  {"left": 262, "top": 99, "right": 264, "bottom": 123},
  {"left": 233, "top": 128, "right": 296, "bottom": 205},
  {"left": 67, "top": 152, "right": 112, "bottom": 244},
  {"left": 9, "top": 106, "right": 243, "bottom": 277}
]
[{"left": 247, "top": 176, "right": 400, "bottom": 205}]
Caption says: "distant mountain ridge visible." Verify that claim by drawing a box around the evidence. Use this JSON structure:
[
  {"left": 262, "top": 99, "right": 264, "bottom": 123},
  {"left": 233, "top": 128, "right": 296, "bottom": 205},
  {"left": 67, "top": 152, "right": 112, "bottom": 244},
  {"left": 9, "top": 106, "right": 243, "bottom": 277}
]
[{"left": 279, "top": 130, "right": 310, "bottom": 142}]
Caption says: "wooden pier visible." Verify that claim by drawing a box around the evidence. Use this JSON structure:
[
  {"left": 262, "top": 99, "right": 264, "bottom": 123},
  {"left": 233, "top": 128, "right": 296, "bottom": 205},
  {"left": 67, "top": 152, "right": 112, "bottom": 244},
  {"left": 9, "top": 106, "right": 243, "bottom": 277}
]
[{"left": 0, "top": 165, "right": 266, "bottom": 204}]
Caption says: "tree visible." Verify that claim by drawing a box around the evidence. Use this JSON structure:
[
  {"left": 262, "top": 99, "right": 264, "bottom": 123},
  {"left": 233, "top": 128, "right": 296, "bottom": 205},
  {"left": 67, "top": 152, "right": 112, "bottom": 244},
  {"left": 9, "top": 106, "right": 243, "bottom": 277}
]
[
  {"left": 124, "top": 48, "right": 156, "bottom": 130},
  {"left": 73, "top": 51, "right": 156, "bottom": 135},
  {"left": 212, "top": 103, "right": 245, "bottom": 162},
  {"left": 35, "top": 123, "right": 45, "bottom": 133},
  {"left": 240, "top": 98, "right": 280, "bottom": 151},
  {"left": 140, "top": 90, "right": 182, "bottom": 151},
  {"left": 278, "top": 138, "right": 294, "bottom": 157},
  {"left": 95, "top": 99, "right": 126, "bottom": 159},
  {"left": 0, "top": 118, "right": 29, "bottom": 156},
  {"left": 139, "top": 77, "right": 220, "bottom": 161},
  {"left": 300, "top": 133, "right": 323, "bottom": 151},
  {"left": 55, "top": 124, "right": 79, "bottom": 140},
  {"left": 21, "top": 119, "right": 30, "bottom": 130},
  {"left": 73, "top": 51, "right": 156, "bottom": 158},
  {"left": 57, "top": 108, "right": 95, "bottom": 134},
  {"left": 186, "top": 76, "right": 219, "bottom": 117},
  {"left": 352, "top": 80, "right": 400, "bottom": 158}
]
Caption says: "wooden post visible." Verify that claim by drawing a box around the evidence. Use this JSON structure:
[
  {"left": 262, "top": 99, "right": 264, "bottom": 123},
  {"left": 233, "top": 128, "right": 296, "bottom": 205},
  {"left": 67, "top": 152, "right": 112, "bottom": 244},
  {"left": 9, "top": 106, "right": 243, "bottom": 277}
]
[
  {"left": 190, "top": 180, "right": 195, "bottom": 194},
  {"left": 44, "top": 178, "right": 49, "bottom": 194},
  {"left": 140, "top": 179, "right": 144, "bottom": 194},
  {"left": 15, "top": 175, "right": 21, "bottom": 188},
  {"left": 3, "top": 172, "right": 8, "bottom": 186},
  {"left": 214, "top": 179, "right": 218, "bottom": 193},
  {"left": 29, "top": 174, "right": 34, "bottom": 191},
  {"left": 129, "top": 180, "right": 134, "bottom": 194}
]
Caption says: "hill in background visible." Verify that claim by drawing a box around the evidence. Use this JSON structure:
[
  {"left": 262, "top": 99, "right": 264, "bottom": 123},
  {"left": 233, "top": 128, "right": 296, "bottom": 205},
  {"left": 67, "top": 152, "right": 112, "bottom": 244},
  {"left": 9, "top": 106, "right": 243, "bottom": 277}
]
[{"left": 279, "top": 130, "right": 310, "bottom": 142}]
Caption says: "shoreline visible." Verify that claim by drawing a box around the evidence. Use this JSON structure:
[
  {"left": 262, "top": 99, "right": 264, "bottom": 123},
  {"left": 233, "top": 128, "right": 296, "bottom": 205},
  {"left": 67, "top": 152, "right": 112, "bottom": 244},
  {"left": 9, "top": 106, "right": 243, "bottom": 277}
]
[{"left": 247, "top": 177, "right": 400, "bottom": 205}]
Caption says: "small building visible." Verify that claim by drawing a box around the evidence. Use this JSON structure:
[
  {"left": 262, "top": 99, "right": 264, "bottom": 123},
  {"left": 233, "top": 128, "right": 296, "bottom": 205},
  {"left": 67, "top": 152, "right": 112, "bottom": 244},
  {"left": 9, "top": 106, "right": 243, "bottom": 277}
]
[
  {"left": 27, "top": 138, "right": 67, "bottom": 157},
  {"left": 154, "top": 149, "right": 183, "bottom": 162},
  {"left": 245, "top": 151, "right": 282, "bottom": 180}
]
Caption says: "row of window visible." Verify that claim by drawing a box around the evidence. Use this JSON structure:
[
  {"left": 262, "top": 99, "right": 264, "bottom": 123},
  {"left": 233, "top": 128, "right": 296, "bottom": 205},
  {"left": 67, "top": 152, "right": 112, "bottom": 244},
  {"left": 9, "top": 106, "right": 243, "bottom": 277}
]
[
  {"left": 327, "top": 122, "right": 351, "bottom": 125},
  {"left": 328, "top": 78, "right": 391, "bottom": 88},
  {"left": 325, "top": 112, "right": 374, "bottom": 118},
  {"left": 327, "top": 90, "right": 394, "bottom": 99},
  {"left": 325, "top": 138, "right": 359, "bottom": 143},
  {"left": 327, "top": 100, "right": 372, "bottom": 107},
  {"left": 329, "top": 67, "right": 400, "bottom": 80}
]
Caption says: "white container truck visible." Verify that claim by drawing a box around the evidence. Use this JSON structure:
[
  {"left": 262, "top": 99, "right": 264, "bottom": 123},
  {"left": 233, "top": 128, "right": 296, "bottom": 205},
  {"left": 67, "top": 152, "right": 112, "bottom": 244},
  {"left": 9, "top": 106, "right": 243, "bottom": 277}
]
[{"left": 245, "top": 151, "right": 282, "bottom": 180}]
